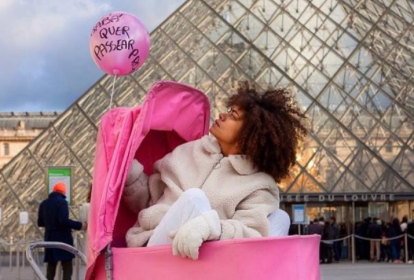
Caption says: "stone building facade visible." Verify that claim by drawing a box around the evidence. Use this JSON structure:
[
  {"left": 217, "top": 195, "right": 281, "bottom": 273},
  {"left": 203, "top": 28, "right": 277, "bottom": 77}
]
[{"left": 0, "top": 112, "right": 60, "bottom": 169}]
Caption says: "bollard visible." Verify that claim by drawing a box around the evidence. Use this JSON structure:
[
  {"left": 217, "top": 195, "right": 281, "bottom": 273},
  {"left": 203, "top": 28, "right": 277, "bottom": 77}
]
[
  {"left": 33, "top": 249, "right": 39, "bottom": 280},
  {"left": 9, "top": 237, "right": 12, "bottom": 272},
  {"left": 405, "top": 233, "right": 408, "bottom": 263},
  {"left": 17, "top": 244, "right": 20, "bottom": 280},
  {"left": 22, "top": 245, "right": 25, "bottom": 268},
  {"left": 351, "top": 234, "right": 355, "bottom": 264},
  {"left": 0, "top": 244, "right": 2, "bottom": 280},
  {"left": 75, "top": 234, "right": 80, "bottom": 280}
]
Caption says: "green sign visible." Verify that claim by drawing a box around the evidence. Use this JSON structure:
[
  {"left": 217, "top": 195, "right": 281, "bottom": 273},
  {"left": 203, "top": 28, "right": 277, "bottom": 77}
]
[{"left": 47, "top": 166, "right": 73, "bottom": 204}]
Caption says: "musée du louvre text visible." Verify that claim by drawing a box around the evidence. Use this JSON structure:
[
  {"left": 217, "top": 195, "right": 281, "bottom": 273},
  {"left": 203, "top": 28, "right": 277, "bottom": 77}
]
[{"left": 280, "top": 194, "right": 400, "bottom": 203}]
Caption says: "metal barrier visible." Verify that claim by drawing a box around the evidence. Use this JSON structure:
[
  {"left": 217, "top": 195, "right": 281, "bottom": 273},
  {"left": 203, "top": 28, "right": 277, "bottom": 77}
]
[
  {"left": 320, "top": 233, "right": 414, "bottom": 264},
  {"left": 0, "top": 237, "right": 42, "bottom": 280},
  {"left": 26, "top": 242, "right": 86, "bottom": 280},
  {"left": 0, "top": 232, "right": 86, "bottom": 280}
]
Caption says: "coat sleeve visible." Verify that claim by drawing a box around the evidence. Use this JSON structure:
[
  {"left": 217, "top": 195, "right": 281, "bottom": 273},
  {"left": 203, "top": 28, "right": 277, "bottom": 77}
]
[
  {"left": 123, "top": 160, "right": 150, "bottom": 214},
  {"left": 57, "top": 202, "right": 83, "bottom": 231},
  {"left": 37, "top": 202, "right": 45, "bottom": 228},
  {"left": 219, "top": 188, "right": 279, "bottom": 240},
  {"left": 123, "top": 157, "right": 168, "bottom": 214}
]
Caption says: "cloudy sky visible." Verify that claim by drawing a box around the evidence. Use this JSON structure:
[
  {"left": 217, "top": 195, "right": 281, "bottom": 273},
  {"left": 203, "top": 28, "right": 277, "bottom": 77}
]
[{"left": 0, "top": 0, "right": 185, "bottom": 112}]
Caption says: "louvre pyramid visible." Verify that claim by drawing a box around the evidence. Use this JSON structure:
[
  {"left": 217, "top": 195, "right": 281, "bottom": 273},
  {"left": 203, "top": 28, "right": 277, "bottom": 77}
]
[{"left": 1, "top": 0, "right": 413, "bottom": 239}]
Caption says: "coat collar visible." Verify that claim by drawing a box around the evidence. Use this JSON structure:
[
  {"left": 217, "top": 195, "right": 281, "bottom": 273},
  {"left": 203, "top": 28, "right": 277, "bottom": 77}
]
[
  {"left": 201, "top": 135, "right": 258, "bottom": 175},
  {"left": 49, "top": 191, "right": 66, "bottom": 199}
]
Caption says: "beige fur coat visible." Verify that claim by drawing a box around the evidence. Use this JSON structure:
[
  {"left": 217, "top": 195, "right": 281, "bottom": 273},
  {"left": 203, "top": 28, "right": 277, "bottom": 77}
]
[{"left": 123, "top": 135, "right": 280, "bottom": 247}]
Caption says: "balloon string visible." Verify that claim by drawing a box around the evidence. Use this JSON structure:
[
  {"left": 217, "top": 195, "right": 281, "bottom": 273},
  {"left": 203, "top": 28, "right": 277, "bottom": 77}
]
[{"left": 109, "top": 74, "right": 117, "bottom": 110}]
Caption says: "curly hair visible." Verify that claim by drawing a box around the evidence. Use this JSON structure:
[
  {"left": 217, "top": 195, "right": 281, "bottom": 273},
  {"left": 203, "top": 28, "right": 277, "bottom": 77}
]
[{"left": 226, "top": 81, "right": 308, "bottom": 183}]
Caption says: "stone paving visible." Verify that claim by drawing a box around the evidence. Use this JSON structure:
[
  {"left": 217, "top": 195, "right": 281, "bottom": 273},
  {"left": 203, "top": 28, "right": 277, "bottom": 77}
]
[
  {"left": 0, "top": 262, "right": 413, "bottom": 279},
  {"left": 320, "top": 261, "right": 414, "bottom": 280}
]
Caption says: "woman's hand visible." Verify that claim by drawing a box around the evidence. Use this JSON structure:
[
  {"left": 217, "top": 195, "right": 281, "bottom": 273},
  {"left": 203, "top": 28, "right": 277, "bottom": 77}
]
[
  {"left": 169, "top": 210, "right": 221, "bottom": 260},
  {"left": 123, "top": 159, "right": 150, "bottom": 213},
  {"left": 126, "top": 159, "right": 143, "bottom": 186}
]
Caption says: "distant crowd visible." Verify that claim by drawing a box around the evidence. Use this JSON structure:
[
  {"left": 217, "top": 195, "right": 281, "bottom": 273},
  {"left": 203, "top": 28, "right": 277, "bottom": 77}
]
[{"left": 288, "top": 216, "right": 414, "bottom": 264}]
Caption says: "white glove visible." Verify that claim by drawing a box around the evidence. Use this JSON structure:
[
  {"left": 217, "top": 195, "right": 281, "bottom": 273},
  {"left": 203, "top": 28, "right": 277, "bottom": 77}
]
[{"left": 169, "top": 210, "right": 221, "bottom": 260}]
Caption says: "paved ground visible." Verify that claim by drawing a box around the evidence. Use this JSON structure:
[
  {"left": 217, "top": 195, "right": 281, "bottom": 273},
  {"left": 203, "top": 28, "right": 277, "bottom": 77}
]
[
  {"left": 0, "top": 262, "right": 413, "bottom": 279},
  {"left": 0, "top": 264, "right": 86, "bottom": 280},
  {"left": 321, "top": 261, "right": 414, "bottom": 280}
]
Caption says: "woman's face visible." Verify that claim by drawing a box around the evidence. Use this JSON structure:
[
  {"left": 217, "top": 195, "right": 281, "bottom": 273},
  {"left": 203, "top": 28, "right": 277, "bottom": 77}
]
[{"left": 210, "top": 106, "right": 244, "bottom": 153}]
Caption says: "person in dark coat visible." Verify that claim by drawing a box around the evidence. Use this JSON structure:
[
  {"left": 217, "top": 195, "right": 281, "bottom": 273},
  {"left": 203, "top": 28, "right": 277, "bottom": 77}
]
[
  {"left": 329, "top": 217, "right": 340, "bottom": 262},
  {"left": 37, "top": 182, "right": 86, "bottom": 280},
  {"left": 322, "top": 221, "right": 335, "bottom": 263},
  {"left": 388, "top": 218, "right": 403, "bottom": 263},
  {"left": 407, "top": 221, "right": 414, "bottom": 263},
  {"left": 367, "top": 217, "right": 382, "bottom": 262},
  {"left": 308, "top": 218, "right": 323, "bottom": 263},
  {"left": 308, "top": 218, "right": 323, "bottom": 235}
]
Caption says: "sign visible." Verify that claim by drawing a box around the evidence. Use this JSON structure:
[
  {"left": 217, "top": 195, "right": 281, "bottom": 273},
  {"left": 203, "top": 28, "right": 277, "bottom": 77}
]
[
  {"left": 19, "top": 211, "right": 29, "bottom": 225},
  {"left": 47, "top": 166, "right": 73, "bottom": 204},
  {"left": 292, "top": 204, "right": 306, "bottom": 224},
  {"left": 280, "top": 193, "right": 402, "bottom": 203}
]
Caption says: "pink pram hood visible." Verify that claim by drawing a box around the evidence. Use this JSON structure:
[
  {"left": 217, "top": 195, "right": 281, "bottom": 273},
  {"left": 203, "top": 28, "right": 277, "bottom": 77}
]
[{"left": 86, "top": 81, "right": 210, "bottom": 278}]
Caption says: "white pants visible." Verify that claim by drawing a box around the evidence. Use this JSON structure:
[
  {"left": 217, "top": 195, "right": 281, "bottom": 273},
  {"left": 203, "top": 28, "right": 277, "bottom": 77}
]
[{"left": 147, "top": 189, "right": 290, "bottom": 247}]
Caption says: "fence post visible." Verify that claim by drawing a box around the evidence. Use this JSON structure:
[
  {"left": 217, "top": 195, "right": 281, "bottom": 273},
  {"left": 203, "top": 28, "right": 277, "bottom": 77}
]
[
  {"left": 0, "top": 243, "right": 2, "bottom": 280},
  {"left": 405, "top": 233, "right": 408, "bottom": 263},
  {"left": 17, "top": 244, "right": 20, "bottom": 280},
  {"left": 32, "top": 250, "right": 37, "bottom": 280},
  {"left": 351, "top": 234, "right": 355, "bottom": 264},
  {"left": 9, "top": 237, "right": 12, "bottom": 272},
  {"left": 75, "top": 233, "right": 80, "bottom": 280}
]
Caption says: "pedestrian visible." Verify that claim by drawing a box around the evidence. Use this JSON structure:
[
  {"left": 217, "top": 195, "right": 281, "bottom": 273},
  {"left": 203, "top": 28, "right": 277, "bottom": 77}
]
[
  {"left": 329, "top": 217, "right": 340, "bottom": 262},
  {"left": 79, "top": 184, "right": 92, "bottom": 256},
  {"left": 388, "top": 218, "right": 403, "bottom": 264},
  {"left": 336, "top": 223, "right": 347, "bottom": 261},
  {"left": 322, "top": 221, "right": 335, "bottom": 263},
  {"left": 308, "top": 218, "right": 323, "bottom": 263},
  {"left": 37, "top": 182, "right": 87, "bottom": 280},
  {"left": 368, "top": 217, "right": 381, "bottom": 262},
  {"left": 406, "top": 220, "right": 414, "bottom": 263}
]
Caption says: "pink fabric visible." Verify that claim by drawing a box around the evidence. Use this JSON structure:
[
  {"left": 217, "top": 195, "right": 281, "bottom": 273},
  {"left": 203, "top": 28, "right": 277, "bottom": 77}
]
[
  {"left": 86, "top": 81, "right": 210, "bottom": 279},
  {"left": 86, "top": 80, "right": 321, "bottom": 279},
  {"left": 92, "top": 235, "right": 321, "bottom": 280}
]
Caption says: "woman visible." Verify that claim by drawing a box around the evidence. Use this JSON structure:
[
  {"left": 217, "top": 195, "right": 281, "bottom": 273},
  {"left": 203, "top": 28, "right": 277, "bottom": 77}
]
[{"left": 123, "top": 82, "right": 308, "bottom": 260}]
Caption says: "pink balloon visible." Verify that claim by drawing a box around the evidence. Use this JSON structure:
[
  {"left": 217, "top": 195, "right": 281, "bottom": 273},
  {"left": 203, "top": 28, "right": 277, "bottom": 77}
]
[{"left": 89, "top": 12, "right": 150, "bottom": 76}]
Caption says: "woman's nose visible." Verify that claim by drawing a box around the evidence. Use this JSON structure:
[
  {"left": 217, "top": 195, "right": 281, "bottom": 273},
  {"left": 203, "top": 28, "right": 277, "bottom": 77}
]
[{"left": 219, "top": 113, "right": 226, "bottom": 121}]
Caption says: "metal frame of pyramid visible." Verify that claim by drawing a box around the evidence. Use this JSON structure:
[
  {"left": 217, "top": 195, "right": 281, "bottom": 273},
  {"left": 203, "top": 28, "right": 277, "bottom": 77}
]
[{"left": 0, "top": 0, "right": 413, "bottom": 239}]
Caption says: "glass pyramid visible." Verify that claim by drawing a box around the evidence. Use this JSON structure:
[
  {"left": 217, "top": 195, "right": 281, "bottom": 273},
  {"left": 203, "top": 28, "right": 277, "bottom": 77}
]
[{"left": 0, "top": 0, "right": 413, "bottom": 239}]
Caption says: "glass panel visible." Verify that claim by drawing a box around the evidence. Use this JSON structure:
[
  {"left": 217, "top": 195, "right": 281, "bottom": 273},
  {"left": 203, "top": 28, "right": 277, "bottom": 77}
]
[
  {"left": 180, "top": 0, "right": 211, "bottom": 27},
  {"left": 250, "top": 0, "right": 278, "bottom": 23},
  {"left": 161, "top": 14, "right": 190, "bottom": 44},
  {"left": 238, "top": 48, "right": 267, "bottom": 79},
  {"left": 0, "top": 175, "right": 33, "bottom": 239},
  {"left": 216, "top": 31, "right": 249, "bottom": 61},
  {"left": 54, "top": 106, "right": 97, "bottom": 174},
  {"left": 77, "top": 85, "right": 110, "bottom": 126}
]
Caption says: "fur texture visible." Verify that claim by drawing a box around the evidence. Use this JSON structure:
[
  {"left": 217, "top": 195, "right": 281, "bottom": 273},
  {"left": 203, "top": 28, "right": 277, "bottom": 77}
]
[{"left": 123, "top": 135, "right": 280, "bottom": 247}]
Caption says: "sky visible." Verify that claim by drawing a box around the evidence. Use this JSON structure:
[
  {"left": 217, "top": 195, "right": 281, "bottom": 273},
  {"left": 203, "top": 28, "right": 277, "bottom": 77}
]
[{"left": 0, "top": 0, "right": 185, "bottom": 112}]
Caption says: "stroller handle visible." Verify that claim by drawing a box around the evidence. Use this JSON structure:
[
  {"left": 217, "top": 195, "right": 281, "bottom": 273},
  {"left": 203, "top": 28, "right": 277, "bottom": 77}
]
[{"left": 26, "top": 242, "right": 87, "bottom": 280}]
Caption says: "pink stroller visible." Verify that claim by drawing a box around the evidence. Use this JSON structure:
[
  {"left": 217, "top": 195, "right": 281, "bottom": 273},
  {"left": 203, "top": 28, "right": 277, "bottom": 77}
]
[{"left": 85, "top": 81, "right": 321, "bottom": 280}]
